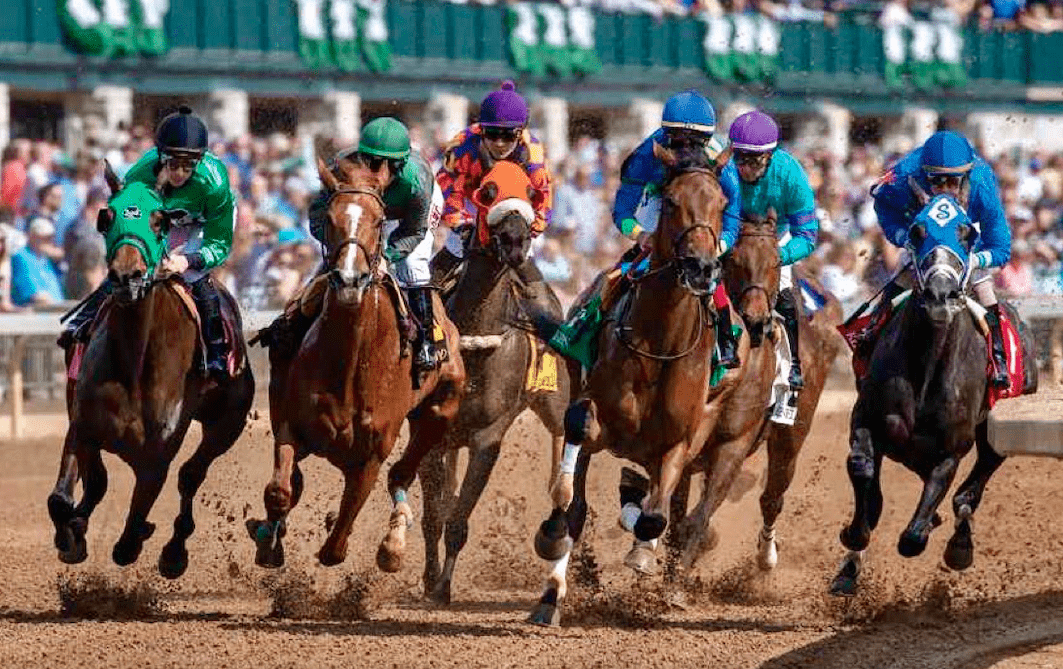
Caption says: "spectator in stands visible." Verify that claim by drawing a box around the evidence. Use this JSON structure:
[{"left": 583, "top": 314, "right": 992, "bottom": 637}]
[
  {"left": 25, "top": 183, "right": 63, "bottom": 238},
  {"left": 20, "top": 141, "right": 55, "bottom": 215},
  {"left": 62, "top": 189, "right": 107, "bottom": 300},
  {"left": 0, "top": 141, "right": 29, "bottom": 212},
  {"left": 551, "top": 165, "right": 603, "bottom": 257},
  {"left": 980, "top": 0, "right": 1027, "bottom": 29},
  {"left": 11, "top": 217, "right": 64, "bottom": 307},
  {"left": 0, "top": 214, "right": 21, "bottom": 313},
  {"left": 1020, "top": 0, "right": 1063, "bottom": 31},
  {"left": 998, "top": 239, "right": 1035, "bottom": 296}
]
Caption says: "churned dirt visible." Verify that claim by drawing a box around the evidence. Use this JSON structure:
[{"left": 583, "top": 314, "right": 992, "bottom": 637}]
[{"left": 4, "top": 381, "right": 1063, "bottom": 668}]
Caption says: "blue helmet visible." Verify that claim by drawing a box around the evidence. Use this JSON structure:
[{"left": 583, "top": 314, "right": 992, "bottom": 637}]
[
  {"left": 662, "top": 90, "right": 716, "bottom": 135},
  {"left": 920, "top": 131, "right": 974, "bottom": 175}
]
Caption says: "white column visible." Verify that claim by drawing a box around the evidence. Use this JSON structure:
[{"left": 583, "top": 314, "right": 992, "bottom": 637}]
[
  {"left": 604, "top": 98, "right": 663, "bottom": 151},
  {"left": 531, "top": 96, "right": 569, "bottom": 167},
  {"left": 0, "top": 84, "right": 9, "bottom": 149},
  {"left": 296, "top": 91, "right": 361, "bottom": 154},
  {"left": 424, "top": 92, "right": 470, "bottom": 146},
  {"left": 818, "top": 101, "right": 852, "bottom": 161},
  {"left": 882, "top": 106, "right": 938, "bottom": 156},
  {"left": 206, "top": 88, "right": 249, "bottom": 143},
  {"left": 63, "top": 85, "right": 134, "bottom": 155}
]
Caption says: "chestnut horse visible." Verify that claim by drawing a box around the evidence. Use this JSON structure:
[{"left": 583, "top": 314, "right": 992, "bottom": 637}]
[
  {"left": 417, "top": 163, "right": 571, "bottom": 604},
  {"left": 47, "top": 172, "right": 254, "bottom": 578},
  {"left": 519, "top": 145, "right": 737, "bottom": 625},
  {"left": 656, "top": 212, "right": 843, "bottom": 574},
  {"left": 248, "top": 157, "right": 465, "bottom": 572}
]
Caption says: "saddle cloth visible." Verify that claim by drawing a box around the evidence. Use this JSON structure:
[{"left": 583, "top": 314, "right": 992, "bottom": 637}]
[{"left": 68, "top": 282, "right": 245, "bottom": 381}]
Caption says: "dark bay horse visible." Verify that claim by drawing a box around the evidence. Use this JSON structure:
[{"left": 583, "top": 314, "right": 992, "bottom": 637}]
[
  {"left": 519, "top": 144, "right": 735, "bottom": 625},
  {"left": 249, "top": 157, "right": 465, "bottom": 572},
  {"left": 418, "top": 163, "right": 571, "bottom": 604},
  {"left": 48, "top": 171, "right": 254, "bottom": 578},
  {"left": 831, "top": 193, "right": 1036, "bottom": 596}
]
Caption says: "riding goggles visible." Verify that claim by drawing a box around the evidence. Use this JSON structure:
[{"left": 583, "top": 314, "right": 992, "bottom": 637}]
[
  {"left": 160, "top": 151, "right": 203, "bottom": 171},
  {"left": 358, "top": 153, "right": 404, "bottom": 174},
  {"left": 734, "top": 150, "right": 773, "bottom": 167},
  {"left": 664, "top": 129, "right": 710, "bottom": 151},
  {"left": 926, "top": 173, "right": 966, "bottom": 189},
  {"left": 483, "top": 127, "right": 521, "bottom": 142}
]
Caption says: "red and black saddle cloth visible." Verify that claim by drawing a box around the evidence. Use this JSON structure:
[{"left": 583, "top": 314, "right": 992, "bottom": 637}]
[
  {"left": 67, "top": 280, "right": 246, "bottom": 381},
  {"left": 985, "top": 308, "right": 1025, "bottom": 410}
]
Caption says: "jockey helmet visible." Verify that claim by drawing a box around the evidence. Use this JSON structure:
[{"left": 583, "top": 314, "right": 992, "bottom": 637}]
[
  {"left": 920, "top": 131, "right": 974, "bottom": 175},
  {"left": 479, "top": 81, "right": 529, "bottom": 129},
  {"left": 661, "top": 90, "right": 716, "bottom": 136},
  {"left": 729, "top": 110, "right": 779, "bottom": 153},
  {"left": 358, "top": 117, "right": 411, "bottom": 160},
  {"left": 155, "top": 105, "right": 208, "bottom": 159}
]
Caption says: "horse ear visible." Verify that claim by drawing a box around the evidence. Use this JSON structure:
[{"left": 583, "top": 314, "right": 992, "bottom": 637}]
[
  {"left": 149, "top": 210, "right": 172, "bottom": 238},
  {"left": 103, "top": 159, "right": 122, "bottom": 196},
  {"left": 909, "top": 175, "right": 931, "bottom": 206},
  {"left": 317, "top": 156, "right": 340, "bottom": 192},
  {"left": 910, "top": 223, "right": 928, "bottom": 247},
  {"left": 96, "top": 207, "right": 115, "bottom": 234},
  {"left": 714, "top": 145, "right": 733, "bottom": 176},
  {"left": 653, "top": 140, "right": 677, "bottom": 168},
  {"left": 474, "top": 182, "right": 498, "bottom": 209}
]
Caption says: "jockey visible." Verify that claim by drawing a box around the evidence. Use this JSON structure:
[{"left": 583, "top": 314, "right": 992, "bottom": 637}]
[
  {"left": 432, "top": 80, "right": 554, "bottom": 306},
  {"left": 263, "top": 117, "right": 444, "bottom": 374},
  {"left": 58, "top": 105, "right": 234, "bottom": 380},
  {"left": 728, "top": 110, "right": 819, "bottom": 391},
  {"left": 598, "top": 89, "right": 743, "bottom": 368},
  {"left": 860, "top": 130, "right": 1012, "bottom": 388}
]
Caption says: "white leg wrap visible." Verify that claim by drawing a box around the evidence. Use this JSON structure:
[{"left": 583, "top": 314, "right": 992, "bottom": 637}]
[
  {"left": 547, "top": 552, "right": 570, "bottom": 600},
  {"left": 619, "top": 503, "right": 641, "bottom": 533},
  {"left": 559, "top": 442, "right": 581, "bottom": 475}
]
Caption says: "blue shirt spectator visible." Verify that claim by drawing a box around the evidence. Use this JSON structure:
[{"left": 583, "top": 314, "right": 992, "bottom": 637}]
[{"left": 11, "top": 217, "right": 64, "bottom": 307}]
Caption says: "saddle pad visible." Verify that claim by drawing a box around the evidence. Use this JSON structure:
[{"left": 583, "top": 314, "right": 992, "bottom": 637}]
[
  {"left": 986, "top": 309, "right": 1025, "bottom": 410},
  {"left": 524, "top": 333, "right": 559, "bottom": 393}
]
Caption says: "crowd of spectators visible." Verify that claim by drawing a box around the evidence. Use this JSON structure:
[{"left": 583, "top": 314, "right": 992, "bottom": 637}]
[{"left": 2, "top": 116, "right": 1062, "bottom": 320}]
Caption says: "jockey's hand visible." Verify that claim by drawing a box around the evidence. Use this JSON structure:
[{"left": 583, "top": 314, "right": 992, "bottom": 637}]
[
  {"left": 158, "top": 254, "right": 190, "bottom": 276},
  {"left": 635, "top": 230, "right": 652, "bottom": 252},
  {"left": 384, "top": 246, "right": 403, "bottom": 263}
]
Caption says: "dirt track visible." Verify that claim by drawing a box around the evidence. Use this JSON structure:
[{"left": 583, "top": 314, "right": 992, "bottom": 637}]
[{"left": 4, "top": 383, "right": 1063, "bottom": 668}]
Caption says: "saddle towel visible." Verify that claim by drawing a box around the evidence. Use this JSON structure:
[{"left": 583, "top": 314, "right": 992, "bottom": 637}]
[{"left": 768, "top": 316, "right": 798, "bottom": 426}]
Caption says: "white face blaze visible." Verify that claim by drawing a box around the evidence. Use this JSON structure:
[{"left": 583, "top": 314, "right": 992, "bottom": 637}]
[{"left": 340, "top": 202, "right": 364, "bottom": 281}]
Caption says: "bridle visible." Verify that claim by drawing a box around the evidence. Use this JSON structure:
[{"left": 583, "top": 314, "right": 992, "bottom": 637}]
[
  {"left": 325, "top": 186, "right": 386, "bottom": 290},
  {"left": 732, "top": 227, "right": 781, "bottom": 327}
]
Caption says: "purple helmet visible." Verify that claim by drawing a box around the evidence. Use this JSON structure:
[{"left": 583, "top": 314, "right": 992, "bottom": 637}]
[
  {"left": 479, "top": 81, "right": 529, "bottom": 128},
  {"left": 729, "top": 110, "right": 779, "bottom": 153}
]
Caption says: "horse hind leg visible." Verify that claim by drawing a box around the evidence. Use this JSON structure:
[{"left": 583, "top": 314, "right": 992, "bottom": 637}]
[
  {"left": 159, "top": 409, "right": 246, "bottom": 579},
  {"left": 418, "top": 445, "right": 451, "bottom": 599},
  {"left": 945, "top": 423, "right": 1005, "bottom": 571},
  {"left": 898, "top": 455, "right": 959, "bottom": 558}
]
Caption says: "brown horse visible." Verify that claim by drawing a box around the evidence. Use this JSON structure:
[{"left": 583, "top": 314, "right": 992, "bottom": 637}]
[
  {"left": 654, "top": 212, "right": 844, "bottom": 574},
  {"left": 248, "top": 157, "right": 465, "bottom": 572},
  {"left": 47, "top": 173, "right": 254, "bottom": 578},
  {"left": 417, "top": 164, "right": 572, "bottom": 604},
  {"left": 519, "top": 144, "right": 738, "bottom": 625}
]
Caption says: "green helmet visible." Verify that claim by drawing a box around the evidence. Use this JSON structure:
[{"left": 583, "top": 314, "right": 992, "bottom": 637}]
[{"left": 358, "top": 117, "right": 411, "bottom": 160}]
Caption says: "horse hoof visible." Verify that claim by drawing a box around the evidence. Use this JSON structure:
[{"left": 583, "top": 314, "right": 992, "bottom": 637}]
[
  {"left": 318, "top": 544, "right": 347, "bottom": 568},
  {"left": 534, "top": 527, "right": 573, "bottom": 562},
  {"left": 427, "top": 579, "right": 452, "bottom": 606},
  {"left": 829, "top": 572, "right": 858, "bottom": 597},
  {"left": 112, "top": 539, "right": 142, "bottom": 567},
  {"left": 158, "top": 542, "right": 189, "bottom": 580},
  {"left": 897, "top": 529, "right": 927, "bottom": 558},
  {"left": 633, "top": 513, "right": 667, "bottom": 542},
  {"left": 375, "top": 542, "right": 402, "bottom": 573},
  {"left": 757, "top": 537, "right": 778, "bottom": 571},
  {"left": 56, "top": 526, "right": 88, "bottom": 565},
  {"left": 944, "top": 526, "right": 974, "bottom": 571},
  {"left": 624, "top": 544, "right": 659, "bottom": 576},
  {"left": 247, "top": 519, "right": 286, "bottom": 568},
  {"left": 527, "top": 602, "right": 561, "bottom": 627},
  {"left": 47, "top": 492, "right": 75, "bottom": 526}
]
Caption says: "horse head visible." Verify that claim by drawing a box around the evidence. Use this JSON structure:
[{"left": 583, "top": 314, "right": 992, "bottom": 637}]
[
  {"left": 725, "top": 208, "right": 780, "bottom": 347},
  {"left": 317, "top": 155, "right": 387, "bottom": 306},
  {"left": 908, "top": 188, "right": 978, "bottom": 325},
  {"left": 653, "top": 141, "right": 731, "bottom": 296},
  {"left": 98, "top": 161, "right": 177, "bottom": 302},
  {"left": 471, "top": 161, "right": 535, "bottom": 269}
]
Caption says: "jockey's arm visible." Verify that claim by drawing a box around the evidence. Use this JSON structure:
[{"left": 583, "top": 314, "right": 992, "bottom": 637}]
[
  {"left": 528, "top": 162, "right": 553, "bottom": 237},
  {"left": 386, "top": 169, "right": 434, "bottom": 262},
  {"left": 873, "top": 188, "right": 912, "bottom": 248},
  {"left": 612, "top": 144, "right": 655, "bottom": 241},
  {"left": 779, "top": 211, "right": 818, "bottom": 265},
  {"left": 186, "top": 185, "right": 235, "bottom": 271},
  {"left": 718, "top": 161, "right": 743, "bottom": 254},
  {"left": 435, "top": 165, "right": 470, "bottom": 230},
  {"left": 972, "top": 180, "right": 1012, "bottom": 269}
]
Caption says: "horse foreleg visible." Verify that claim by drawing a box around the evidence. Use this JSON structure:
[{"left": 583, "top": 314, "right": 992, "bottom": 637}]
[
  {"left": 418, "top": 445, "right": 450, "bottom": 599},
  {"left": 535, "top": 399, "right": 596, "bottom": 561},
  {"left": 945, "top": 422, "right": 1004, "bottom": 571},
  {"left": 112, "top": 464, "right": 168, "bottom": 567},
  {"left": 840, "top": 427, "right": 877, "bottom": 552},
  {"left": 319, "top": 456, "right": 383, "bottom": 567},
  {"left": 249, "top": 434, "right": 301, "bottom": 569},
  {"left": 159, "top": 412, "right": 244, "bottom": 580},
  {"left": 432, "top": 440, "right": 502, "bottom": 605},
  {"left": 829, "top": 549, "right": 865, "bottom": 597},
  {"left": 758, "top": 427, "right": 803, "bottom": 571},
  {"left": 48, "top": 429, "right": 99, "bottom": 565},
  {"left": 898, "top": 455, "right": 959, "bottom": 558},
  {"left": 529, "top": 449, "right": 591, "bottom": 627}
]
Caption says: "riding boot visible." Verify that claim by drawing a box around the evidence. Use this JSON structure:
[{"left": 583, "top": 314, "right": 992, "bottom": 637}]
[
  {"left": 191, "top": 276, "right": 228, "bottom": 380},
  {"left": 776, "top": 288, "right": 804, "bottom": 391},
  {"left": 406, "top": 286, "right": 439, "bottom": 374},
  {"left": 259, "top": 273, "right": 327, "bottom": 358},
  {"left": 714, "top": 303, "right": 741, "bottom": 369},
  {"left": 57, "top": 281, "right": 112, "bottom": 350},
  {"left": 430, "top": 247, "right": 465, "bottom": 287},
  {"left": 985, "top": 304, "right": 1012, "bottom": 389}
]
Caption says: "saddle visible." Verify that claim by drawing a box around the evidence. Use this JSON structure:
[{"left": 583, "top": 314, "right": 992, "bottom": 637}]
[{"left": 67, "top": 281, "right": 246, "bottom": 382}]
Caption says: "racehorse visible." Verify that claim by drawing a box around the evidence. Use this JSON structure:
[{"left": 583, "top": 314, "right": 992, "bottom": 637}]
[
  {"left": 248, "top": 156, "right": 465, "bottom": 572},
  {"left": 417, "top": 163, "right": 572, "bottom": 604},
  {"left": 518, "top": 142, "right": 735, "bottom": 625},
  {"left": 831, "top": 192, "right": 1037, "bottom": 596},
  {"left": 47, "top": 166, "right": 254, "bottom": 578}
]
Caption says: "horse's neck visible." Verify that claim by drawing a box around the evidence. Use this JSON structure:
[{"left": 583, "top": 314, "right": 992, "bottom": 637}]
[
  {"left": 450, "top": 253, "right": 512, "bottom": 329},
  {"left": 898, "top": 300, "right": 977, "bottom": 395}
]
